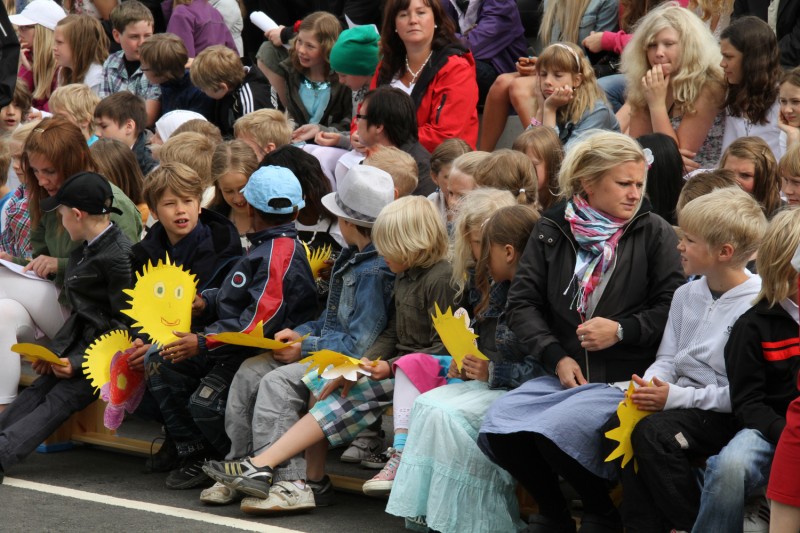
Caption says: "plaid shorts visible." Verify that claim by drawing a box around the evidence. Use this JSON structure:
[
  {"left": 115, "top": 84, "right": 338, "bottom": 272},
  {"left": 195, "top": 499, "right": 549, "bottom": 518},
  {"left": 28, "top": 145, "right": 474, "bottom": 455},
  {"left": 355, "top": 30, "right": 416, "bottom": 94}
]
[{"left": 303, "top": 371, "right": 394, "bottom": 447}]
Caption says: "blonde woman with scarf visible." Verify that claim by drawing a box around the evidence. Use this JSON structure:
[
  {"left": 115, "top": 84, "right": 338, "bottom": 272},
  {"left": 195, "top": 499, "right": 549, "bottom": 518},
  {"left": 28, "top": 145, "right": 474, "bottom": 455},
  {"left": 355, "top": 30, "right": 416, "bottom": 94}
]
[{"left": 477, "top": 130, "right": 684, "bottom": 533}]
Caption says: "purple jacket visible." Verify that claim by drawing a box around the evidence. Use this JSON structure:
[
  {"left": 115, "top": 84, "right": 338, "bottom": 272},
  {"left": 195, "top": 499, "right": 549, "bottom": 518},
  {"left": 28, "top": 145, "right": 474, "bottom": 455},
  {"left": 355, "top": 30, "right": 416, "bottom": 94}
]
[
  {"left": 162, "top": 0, "right": 237, "bottom": 57},
  {"left": 442, "top": 0, "right": 528, "bottom": 75}
]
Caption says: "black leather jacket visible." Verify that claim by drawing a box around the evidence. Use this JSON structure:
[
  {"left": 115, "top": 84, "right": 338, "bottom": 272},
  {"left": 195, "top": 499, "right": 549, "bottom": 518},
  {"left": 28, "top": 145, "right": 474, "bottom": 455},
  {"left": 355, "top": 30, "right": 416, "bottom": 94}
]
[
  {"left": 51, "top": 224, "right": 134, "bottom": 370},
  {"left": 507, "top": 199, "right": 685, "bottom": 383}
]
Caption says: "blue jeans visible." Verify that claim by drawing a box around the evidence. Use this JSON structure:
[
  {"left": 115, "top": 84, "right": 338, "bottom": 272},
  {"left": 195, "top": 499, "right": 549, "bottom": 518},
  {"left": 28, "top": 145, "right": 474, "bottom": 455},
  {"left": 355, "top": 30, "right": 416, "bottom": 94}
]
[
  {"left": 692, "top": 428, "right": 775, "bottom": 533},
  {"left": 598, "top": 74, "right": 626, "bottom": 113}
]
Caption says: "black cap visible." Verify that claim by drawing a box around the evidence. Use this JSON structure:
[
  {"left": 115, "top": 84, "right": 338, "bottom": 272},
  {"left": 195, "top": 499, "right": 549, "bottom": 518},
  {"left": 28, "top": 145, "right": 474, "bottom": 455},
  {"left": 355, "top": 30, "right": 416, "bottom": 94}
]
[{"left": 40, "top": 172, "right": 123, "bottom": 215}]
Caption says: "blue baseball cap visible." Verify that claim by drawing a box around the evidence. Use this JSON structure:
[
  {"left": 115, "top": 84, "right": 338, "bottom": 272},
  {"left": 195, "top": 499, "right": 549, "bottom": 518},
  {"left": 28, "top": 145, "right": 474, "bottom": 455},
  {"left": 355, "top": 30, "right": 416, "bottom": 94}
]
[{"left": 242, "top": 166, "right": 305, "bottom": 214}]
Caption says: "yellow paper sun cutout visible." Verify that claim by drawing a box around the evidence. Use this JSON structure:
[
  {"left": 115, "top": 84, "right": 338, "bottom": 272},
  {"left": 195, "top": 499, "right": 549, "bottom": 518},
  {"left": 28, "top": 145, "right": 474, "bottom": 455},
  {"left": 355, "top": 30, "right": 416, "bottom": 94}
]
[
  {"left": 299, "top": 349, "right": 372, "bottom": 381},
  {"left": 605, "top": 380, "right": 654, "bottom": 469},
  {"left": 431, "top": 304, "right": 488, "bottom": 371},
  {"left": 303, "top": 242, "right": 333, "bottom": 279},
  {"left": 11, "top": 343, "right": 67, "bottom": 366},
  {"left": 82, "top": 330, "right": 133, "bottom": 393},
  {"left": 206, "top": 322, "right": 309, "bottom": 350},
  {"left": 122, "top": 256, "right": 197, "bottom": 347}
]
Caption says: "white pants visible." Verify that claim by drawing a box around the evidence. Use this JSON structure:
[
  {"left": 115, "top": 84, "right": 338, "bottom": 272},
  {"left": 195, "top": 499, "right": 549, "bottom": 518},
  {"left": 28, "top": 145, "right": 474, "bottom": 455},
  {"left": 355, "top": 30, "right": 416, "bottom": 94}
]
[{"left": 0, "top": 267, "right": 69, "bottom": 404}]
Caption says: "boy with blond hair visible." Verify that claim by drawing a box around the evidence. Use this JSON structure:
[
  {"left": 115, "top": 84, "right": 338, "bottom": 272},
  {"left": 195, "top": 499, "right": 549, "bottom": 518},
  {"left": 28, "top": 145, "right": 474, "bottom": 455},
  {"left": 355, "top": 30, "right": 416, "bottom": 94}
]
[
  {"left": 138, "top": 33, "right": 214, "bottom": 120},
  {"left": 48, "top": 84, "right": 101, "bottom": 143},
  {"left": 190, "top": 45, "right": 273, "bottom": 137},
  {"left": 364, "top": 146, "right": 418, "bottom": 198},
  {"left": 158, "top": 132, "right": 218, "bottom": 206},
  {"left": 100, "top": 0, "right": 160, "bottom": 127},
  {"left": 620, "top": 187, "right": 768, "bottom": 532},
  {"left": 233, "top": 109, "right": 292, "bottom": 162}
]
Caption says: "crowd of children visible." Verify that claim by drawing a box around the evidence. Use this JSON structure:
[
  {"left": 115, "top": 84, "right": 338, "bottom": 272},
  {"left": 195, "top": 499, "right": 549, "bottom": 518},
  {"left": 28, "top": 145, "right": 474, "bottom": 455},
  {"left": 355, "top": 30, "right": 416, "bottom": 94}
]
[{"left": 2, "top": 0, "right": 800, "bottom": 532}]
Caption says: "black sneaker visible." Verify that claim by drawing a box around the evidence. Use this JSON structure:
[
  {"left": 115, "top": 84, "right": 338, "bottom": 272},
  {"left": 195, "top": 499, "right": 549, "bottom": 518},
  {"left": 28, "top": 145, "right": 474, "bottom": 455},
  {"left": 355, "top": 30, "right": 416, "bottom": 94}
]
[
  {"left": 361, "top": 448, "right": 392, "bottom": 469},
  {"left": 202, "top": 458, "right": 274, "bottom": 499},
  {"left": 145, "top": 433, "right": 179, "bottom": 473},
  {"left": 166, "top": 455, "right": 213, "bottom": 490},
  {"left": 308, "top": 475, "right": 334, "bottom": 507}
]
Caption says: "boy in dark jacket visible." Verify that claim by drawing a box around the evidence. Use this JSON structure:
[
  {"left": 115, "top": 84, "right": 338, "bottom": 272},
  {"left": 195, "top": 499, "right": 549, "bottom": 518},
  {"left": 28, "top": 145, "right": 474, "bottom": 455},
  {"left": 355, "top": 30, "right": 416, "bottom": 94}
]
[
  {"left": 139, "top": 33, "right": 215, "bottom": 121},
  {"left": 94, "top": 91, "right": 157, "bottom": 176},
  {"left": 0, "top": 172, "right": 133, "bottom": 482},
  {"left": 190, "top": 45, "right": 274, "bottom": 138},
  {"left": 145, "top": 165, "right": 316, "bottom": 489},
  {"left": 126, "top": 162, "right": 242, "bottom": 471}
]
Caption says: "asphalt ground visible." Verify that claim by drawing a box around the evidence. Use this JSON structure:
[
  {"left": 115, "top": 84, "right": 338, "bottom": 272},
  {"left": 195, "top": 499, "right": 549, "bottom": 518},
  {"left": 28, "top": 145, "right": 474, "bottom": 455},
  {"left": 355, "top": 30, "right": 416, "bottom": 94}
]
[{"left": 0, "top": 445, "right": 408, "bottom": 532}]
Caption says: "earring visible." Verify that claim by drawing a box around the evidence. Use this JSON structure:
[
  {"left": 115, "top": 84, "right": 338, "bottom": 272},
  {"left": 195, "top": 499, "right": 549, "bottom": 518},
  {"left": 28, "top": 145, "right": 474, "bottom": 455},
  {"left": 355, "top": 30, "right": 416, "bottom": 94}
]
[{"left": 435, "top": 24, "right": 438, "bottom": 28}]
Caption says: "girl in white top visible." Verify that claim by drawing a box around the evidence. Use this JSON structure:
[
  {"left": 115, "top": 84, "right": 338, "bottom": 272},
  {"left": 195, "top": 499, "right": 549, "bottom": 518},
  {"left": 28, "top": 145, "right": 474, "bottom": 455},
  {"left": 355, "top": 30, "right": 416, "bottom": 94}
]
[
  {"left": 53, "top": 14, "right": 108, "bottom": 94},
  {"left": 719, "top": 16, "right": 786, "bottom": 161}
]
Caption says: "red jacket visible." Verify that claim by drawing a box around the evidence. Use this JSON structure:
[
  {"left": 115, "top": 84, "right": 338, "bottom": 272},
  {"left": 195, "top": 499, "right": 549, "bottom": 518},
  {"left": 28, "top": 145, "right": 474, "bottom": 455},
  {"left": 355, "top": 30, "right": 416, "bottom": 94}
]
[{"left": 371, "top": 46, "right": 479, "bottom": 151}]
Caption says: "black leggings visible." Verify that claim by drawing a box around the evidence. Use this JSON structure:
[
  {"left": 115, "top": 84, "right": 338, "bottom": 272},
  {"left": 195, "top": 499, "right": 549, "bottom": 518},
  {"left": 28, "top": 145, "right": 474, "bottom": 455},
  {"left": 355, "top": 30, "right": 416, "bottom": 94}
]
[{"left": 480, "top": 431, "right": 617, "bottom": 520}]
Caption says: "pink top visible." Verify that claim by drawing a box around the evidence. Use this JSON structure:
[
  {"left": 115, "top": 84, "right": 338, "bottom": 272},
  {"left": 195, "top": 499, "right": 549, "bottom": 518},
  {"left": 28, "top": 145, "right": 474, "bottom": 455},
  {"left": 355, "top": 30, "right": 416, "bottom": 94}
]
[{"left": 599, "top": 0, "right": 691, "bottom": 55}]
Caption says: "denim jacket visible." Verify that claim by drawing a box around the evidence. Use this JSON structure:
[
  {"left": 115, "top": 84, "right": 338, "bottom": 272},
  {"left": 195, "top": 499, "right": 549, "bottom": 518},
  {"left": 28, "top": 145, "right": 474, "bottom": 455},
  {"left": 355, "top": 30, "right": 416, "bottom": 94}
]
[
  {"left": 475, "top": 280, "right": 546, "bottom": 390},
  {"left": 294, "top": 242, "right": 395, "bottom": 357}
]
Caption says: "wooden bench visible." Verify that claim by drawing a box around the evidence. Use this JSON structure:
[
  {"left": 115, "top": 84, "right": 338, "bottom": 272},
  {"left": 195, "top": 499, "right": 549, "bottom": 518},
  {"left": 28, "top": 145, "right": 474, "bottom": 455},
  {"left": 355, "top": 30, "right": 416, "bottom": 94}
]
[{"left": 22, "top": 368, "right": 540, "bottom": 512}]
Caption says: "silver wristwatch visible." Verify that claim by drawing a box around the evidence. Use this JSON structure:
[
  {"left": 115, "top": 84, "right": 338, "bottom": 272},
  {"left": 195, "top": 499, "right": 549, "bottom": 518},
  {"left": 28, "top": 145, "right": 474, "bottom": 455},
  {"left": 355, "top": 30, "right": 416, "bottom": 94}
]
[{"left": 616, "top": 323, "right": 624, "bottom": 342}]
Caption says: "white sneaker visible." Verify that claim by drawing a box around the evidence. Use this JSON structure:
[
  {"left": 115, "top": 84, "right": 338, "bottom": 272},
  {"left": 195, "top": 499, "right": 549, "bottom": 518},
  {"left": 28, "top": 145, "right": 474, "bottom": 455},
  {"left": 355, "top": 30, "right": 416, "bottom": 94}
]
[
  {"left": 200, "top": 481, "right": 241, "bottom": 505},
  {"left": 743, "top": 495, "right": 770, "bottom": 533},
  {"left": 240, "top": 481, "right": 316, "bottom": 514},
  {"left": 340, "top": 429, "right": 385, "bottom": 463}
]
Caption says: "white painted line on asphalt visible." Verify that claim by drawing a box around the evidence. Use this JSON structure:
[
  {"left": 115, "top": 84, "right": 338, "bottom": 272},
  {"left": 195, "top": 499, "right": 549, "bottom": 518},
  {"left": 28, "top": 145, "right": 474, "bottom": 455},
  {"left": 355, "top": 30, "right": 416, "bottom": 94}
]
[{"left": 3, "top": 477, "right": 303, "bottom": 533}]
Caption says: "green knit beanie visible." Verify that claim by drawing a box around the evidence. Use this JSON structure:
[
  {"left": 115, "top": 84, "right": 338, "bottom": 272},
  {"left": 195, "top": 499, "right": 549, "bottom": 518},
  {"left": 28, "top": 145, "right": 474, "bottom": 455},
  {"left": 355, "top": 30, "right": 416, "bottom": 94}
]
[{"left": 329, "top": 26, "right": 380, "bottom": 76}]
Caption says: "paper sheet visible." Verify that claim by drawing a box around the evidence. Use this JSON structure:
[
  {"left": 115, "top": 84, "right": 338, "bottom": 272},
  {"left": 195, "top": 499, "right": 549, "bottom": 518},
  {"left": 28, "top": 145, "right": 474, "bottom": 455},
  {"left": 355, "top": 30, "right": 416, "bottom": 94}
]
[{"left": 0, "top": 258, "right": 47, "bottom": 281}]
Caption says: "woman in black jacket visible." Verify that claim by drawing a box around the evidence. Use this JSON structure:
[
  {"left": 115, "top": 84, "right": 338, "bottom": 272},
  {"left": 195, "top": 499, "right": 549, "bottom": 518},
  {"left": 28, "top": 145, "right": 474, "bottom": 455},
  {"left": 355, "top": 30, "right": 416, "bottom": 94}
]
[{"left": 478, "top": 131, "right": 684, "bottom": 533}]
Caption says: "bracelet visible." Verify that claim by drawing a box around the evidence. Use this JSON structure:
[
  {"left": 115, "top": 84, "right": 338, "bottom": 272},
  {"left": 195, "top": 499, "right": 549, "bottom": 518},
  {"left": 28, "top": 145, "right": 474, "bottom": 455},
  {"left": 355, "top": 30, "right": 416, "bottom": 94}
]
[{"left": 530, "top": 116, "right": 542, "bottom": 127}]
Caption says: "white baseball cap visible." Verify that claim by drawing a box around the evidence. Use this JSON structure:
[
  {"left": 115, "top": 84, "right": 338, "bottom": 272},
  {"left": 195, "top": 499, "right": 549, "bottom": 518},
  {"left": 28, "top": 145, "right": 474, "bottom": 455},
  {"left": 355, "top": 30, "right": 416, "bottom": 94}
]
[{"left": 9, "top": 0, "right": 67, "bottom": 30}]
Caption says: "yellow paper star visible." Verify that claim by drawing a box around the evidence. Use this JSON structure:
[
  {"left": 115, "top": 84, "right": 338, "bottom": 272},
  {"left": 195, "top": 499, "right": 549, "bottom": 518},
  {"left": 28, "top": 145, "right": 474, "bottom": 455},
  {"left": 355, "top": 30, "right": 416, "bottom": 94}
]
[
  {"left": 303, "top": 242, "right": 332, "bottom": 279},
  {"left": 431, "top": 303, "right": 488, "bottom": 370},
  {"left": 81, "top": 330, "right": 133, "bottom": 393},
  {"left": 605, "top": 380, "right": 654, "bottom": 469},
  {"left": 299, "top": 349, "right": 372, "bottom": 381},
  {"left": 12, "top": 343, "right": 67, "bottom": 366},
  {"left": 205, "top": 323, "right": 308, "bottom": 350}
]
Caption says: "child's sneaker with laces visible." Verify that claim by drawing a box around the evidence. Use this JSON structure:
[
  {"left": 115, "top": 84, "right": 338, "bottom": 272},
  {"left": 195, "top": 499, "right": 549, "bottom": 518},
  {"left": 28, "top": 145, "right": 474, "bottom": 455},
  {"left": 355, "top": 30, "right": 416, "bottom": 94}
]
[
  {"left": 360, "top": 447, "right": 392, "bottom": 469},
  {"left": 340, "top": 429, "right": 385, "bottom": 463},
  {"left": 362, "top": 448, "right": 401, "bottom": 496},
  {"left": 166, "top": 453, "right": 212, "bottom": 490},
  {"left": 199, "top": 481, "right": 242, "bottom": 505},
  {"left": 202, "top": 458, "right": 274, "bottom": 499},
  {"left": 240, "top": 480, "right": 316, "bottom": 514},
  {"left": 307, "top": 475, "right": 334, "bottom": 507}
]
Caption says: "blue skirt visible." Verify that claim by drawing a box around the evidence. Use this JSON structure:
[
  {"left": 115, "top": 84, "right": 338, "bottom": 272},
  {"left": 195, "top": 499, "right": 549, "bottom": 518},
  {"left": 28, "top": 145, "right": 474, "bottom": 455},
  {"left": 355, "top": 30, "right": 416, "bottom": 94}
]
[
  {"left": 480, "top": 375, "right": 624, "bottom": 480},
  {"left": 386, "top": 380, "right": 525, "bottom": 533}
]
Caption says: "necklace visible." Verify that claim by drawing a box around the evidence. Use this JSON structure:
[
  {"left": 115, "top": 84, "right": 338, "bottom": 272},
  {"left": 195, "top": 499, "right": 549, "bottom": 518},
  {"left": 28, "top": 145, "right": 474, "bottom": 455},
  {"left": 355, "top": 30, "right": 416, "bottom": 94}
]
[
  {"left": 405, "top": 50, "right": 433, "bottom": 84},
  {"left": 302, "top": 77, "right": 331, "bottom": 91}
]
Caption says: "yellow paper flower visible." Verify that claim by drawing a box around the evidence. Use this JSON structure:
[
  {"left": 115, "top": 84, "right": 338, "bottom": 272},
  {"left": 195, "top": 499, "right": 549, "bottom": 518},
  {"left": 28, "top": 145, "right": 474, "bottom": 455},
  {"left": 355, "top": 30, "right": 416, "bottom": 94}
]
[
  {"left": 81, "top": 330, "right": 133, "bottom": 393},
  {"left": 299, "top": 349, "right": 372, "bottom": 381},
  {"left": 303, "top": 242, "right": 332, "bottom": 279},
  {"left": 11, "top": 343, "right": 67, "bottom": 366},
  {"left": 605, "top": 380, "right": 654, "bottom": 469},
  {"left": 206, "top": 323, "right": 308, "bottom": 350},
  {"left": 431, "top": 303, "right": 488, "bottom": 370}
]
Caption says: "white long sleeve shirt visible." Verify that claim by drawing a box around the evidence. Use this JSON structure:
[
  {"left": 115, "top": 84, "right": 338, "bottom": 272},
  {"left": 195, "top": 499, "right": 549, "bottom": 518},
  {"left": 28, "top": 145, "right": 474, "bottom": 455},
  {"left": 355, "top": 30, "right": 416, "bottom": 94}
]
[{"left": 643, "top": 273, "right": 761, "bottom": 412}]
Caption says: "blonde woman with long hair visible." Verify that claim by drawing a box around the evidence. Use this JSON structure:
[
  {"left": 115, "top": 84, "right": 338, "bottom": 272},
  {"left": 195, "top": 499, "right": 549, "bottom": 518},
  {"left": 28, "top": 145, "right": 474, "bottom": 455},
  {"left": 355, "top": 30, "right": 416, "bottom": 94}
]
[{"left": 622, "top": 3, "right": 726, "bottom": 170}]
